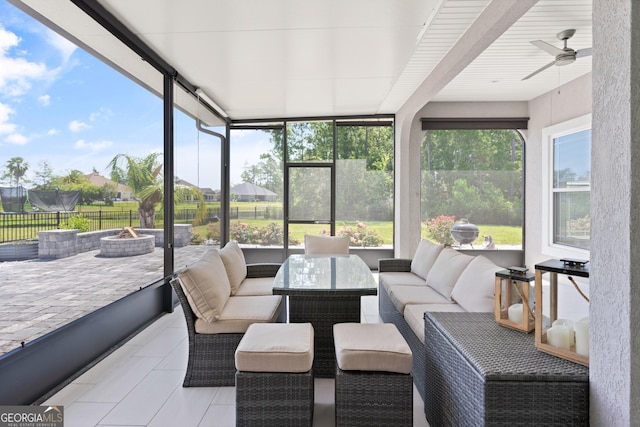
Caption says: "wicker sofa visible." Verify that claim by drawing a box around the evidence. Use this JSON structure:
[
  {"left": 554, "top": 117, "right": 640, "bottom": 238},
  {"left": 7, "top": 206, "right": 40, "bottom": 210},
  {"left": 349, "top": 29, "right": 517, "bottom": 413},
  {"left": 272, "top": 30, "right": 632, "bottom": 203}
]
[
  {"left": 378, "top": 240, "right": 504, "bottom": 400},
  {"left": 171, "top": 241, "right": 284, "bottom": 387}
]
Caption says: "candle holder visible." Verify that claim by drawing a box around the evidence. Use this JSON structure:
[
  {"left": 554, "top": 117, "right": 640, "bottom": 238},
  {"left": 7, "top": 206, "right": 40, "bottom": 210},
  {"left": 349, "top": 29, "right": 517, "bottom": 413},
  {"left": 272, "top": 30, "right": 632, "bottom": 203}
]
[
  {"left": 494, "top": 268, "right": 535, "bottom": 333},
  {"left": 534, "top": 259, "right": 590, "bottom": 367}
]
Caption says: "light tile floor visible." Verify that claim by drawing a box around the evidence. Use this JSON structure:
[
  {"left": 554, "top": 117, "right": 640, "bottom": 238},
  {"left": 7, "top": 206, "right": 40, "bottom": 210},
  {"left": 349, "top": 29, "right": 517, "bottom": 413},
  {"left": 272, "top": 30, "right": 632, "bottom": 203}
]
[{"left": 43, "top": 294, "right": 430, "bottom": 427}]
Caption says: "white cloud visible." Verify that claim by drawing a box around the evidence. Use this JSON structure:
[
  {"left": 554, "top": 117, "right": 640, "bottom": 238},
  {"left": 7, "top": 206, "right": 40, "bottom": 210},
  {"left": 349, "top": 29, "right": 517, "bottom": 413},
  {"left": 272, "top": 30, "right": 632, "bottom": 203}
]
[
  {"left": 89, "top": 107, "right": 113, "bottom": 122},
  {"left": 69, "top": 120, "right": 91, "bottom": 133},
  {"left": 74, "top": 139, "right": 113, "bottom": 152},
  {"left": 0, "top": 102, "right": 16, "bottom": 135},
  {"left": 38, "top": 94, "right": 50, "bottom": 106},
  {"left": 45, "top": 28, "right": 77, "bottom": 63},
  {"left": 5, "top": 133, "right": 28, "bottom": 145},
  {"left": 47, "top": 128, "right": 58, "bottom": 135},
  {"left": 0, "top": 25, "right": 49, "bottom": 97}
]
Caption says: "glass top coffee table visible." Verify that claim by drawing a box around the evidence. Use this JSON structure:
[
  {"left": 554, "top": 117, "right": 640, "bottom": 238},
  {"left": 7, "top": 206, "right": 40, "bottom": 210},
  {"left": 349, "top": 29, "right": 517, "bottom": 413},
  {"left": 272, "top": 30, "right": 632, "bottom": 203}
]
[{"left": 273, "top": 254, "right": 377, "bottom": 377}]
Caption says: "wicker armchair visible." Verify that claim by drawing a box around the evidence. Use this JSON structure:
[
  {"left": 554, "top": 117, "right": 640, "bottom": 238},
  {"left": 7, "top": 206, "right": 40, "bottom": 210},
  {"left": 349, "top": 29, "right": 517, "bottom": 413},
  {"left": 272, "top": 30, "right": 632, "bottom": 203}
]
[{"left": 170, "top": 262, "right": 282, "bottom": 387}]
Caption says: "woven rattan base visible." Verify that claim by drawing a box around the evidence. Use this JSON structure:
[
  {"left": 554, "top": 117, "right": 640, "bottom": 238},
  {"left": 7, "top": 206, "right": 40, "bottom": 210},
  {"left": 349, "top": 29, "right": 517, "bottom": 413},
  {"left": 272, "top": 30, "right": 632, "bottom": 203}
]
[
  {"left": 335, "top": 367, "right": 412, "bottom": 427},
  {"left": 235, "top": 370, "right": 314, "bottom": 427},
  {"left": 289, "top": 294, "right": 361, "bottom": 378},
  {"left": 424, "top": 312, "right": 589, "bottom": 426}
]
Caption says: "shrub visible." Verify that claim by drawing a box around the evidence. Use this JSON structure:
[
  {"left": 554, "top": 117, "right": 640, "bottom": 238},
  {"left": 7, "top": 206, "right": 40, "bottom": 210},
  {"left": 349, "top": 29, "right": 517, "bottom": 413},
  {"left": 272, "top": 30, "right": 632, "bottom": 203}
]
[
  {"left": 229, "top": 221, "right": 300, "bottom": 246},
  {"left": 62, "top": 215, "right": 90, "bottom": 233},
  {"left": 190, "top": 232, "right": 205, "bottom": 245},
  {"left": 424, "top": 215, "right": 456, "bottom": 246},
  {"left": 333, "top": 221, "right": 384, "bottom": 247}
]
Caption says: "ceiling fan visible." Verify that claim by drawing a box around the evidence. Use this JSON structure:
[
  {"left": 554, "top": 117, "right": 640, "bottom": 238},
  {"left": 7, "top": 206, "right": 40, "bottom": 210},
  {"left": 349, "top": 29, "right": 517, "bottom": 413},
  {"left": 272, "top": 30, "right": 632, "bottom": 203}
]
[{"left": 522, "top": 29, "right": 592, "bottom": 80}]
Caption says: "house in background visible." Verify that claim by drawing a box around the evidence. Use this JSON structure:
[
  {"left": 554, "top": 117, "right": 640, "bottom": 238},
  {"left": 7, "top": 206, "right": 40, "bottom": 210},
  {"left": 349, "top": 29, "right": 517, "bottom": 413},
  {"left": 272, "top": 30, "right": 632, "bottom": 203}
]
[
  {"left": 231, "top": 182, "right": 278, "bottom": 202},
  {"left": 175, "top": 178, "right": 220, "bottom": 202},
  {"left": 85, "top": 172, "right": 134, "bottom": 201}
]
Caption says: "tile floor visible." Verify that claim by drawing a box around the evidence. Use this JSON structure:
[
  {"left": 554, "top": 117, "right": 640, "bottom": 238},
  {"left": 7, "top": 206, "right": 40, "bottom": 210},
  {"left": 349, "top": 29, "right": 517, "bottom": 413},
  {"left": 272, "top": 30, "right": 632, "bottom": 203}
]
[{"left": 43, "top": 294, "right": 430, "bottom": 427}]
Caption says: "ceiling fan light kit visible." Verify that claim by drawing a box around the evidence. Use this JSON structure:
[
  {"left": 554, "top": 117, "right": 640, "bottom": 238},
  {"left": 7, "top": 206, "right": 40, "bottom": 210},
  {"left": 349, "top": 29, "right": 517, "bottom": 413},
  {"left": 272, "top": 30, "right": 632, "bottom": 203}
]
[{"left": 522, "top": 29, "right": 592, "bottom": 80}]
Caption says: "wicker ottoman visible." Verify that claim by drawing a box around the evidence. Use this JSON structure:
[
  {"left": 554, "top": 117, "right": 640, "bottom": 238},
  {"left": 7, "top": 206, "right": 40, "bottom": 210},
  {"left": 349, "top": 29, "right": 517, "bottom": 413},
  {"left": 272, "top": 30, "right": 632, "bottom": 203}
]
[
  {"left": 235, "top": 323, "right": 314, "bottom": 427},
  {"left": 333, "top": 323, "right": 413, "bottom": 427}
]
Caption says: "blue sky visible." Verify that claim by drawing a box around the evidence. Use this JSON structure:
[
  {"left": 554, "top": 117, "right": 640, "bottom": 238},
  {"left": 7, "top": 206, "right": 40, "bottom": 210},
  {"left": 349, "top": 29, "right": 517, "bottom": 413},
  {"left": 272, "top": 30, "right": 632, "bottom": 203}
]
[{"left": 0, "top": 1, "right": 262, "bottom": 190}]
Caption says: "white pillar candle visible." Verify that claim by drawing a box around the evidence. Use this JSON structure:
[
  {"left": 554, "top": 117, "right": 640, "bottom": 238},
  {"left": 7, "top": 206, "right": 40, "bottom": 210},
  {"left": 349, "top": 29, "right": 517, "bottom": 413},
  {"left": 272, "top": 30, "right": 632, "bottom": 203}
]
[
  {"left": 546, "top": 325, "right": 571, "bottom": 350},
  {"left": 508, "top": 303, "right": 523, "bottom": 323},
  {"left": 552, "top": 319, "right": 575, "bottom": 346},
  {"left": 574, "top": 317, "right": 589, "bottom": 356}
]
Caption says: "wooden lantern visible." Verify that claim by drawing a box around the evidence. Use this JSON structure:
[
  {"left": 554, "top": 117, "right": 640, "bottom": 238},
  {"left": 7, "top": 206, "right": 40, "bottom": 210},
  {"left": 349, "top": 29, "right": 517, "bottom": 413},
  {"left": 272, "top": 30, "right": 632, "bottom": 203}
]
[
  {"left": 494, "top": 268, "right": 535, "bottom": 333},
  {"left": 534, "top": 259, "right": 590, "bottom": 367}
]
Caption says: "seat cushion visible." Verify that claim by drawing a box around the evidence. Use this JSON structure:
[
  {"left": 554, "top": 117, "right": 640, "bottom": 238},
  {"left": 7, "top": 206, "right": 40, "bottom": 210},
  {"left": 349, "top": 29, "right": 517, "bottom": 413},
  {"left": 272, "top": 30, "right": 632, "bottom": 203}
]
[
  {"left": 177, "top": 249, "right": 230, "bottom": 323},
  {"left": 333, "top": 323, "right": 412, "bottom": 374},
  {"left": 379, "top": 272, "right": 426, "bottom": 295},
  {"left": 388, "top": 284, "right": 452, "bottom": 313},
  {"left": 451, "top": 255, "right": 503, "bottom": 312},
  {"left": 304, "top": 234, "right": 350, "bottom": 255},
  {"left": 234, "top": 276, "right": 275, "bottom": 296},
  {"left": 403, "top": 303, "right": 466, "bottom": 342},
  {"left": 235, "top": 323, "right": 314, "bottom": 373},
  {"left": 425, "top": 248, "right": 475, "bottom": 301},
  {"left": 219, "top": 240, "right": 247, "bottom": 295},
  {"left": 194, "top": 295, "right": 282, "bottom": 334},
  {"left": 411, "top": 240, "right": 444, "bottom": 280}
]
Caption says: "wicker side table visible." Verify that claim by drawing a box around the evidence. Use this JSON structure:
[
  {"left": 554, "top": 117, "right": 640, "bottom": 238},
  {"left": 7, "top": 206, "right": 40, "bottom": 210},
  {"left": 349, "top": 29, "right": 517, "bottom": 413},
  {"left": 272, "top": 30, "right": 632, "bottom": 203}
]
[{"left": 423, "top": 312, "right": 589, "bottom": 427}]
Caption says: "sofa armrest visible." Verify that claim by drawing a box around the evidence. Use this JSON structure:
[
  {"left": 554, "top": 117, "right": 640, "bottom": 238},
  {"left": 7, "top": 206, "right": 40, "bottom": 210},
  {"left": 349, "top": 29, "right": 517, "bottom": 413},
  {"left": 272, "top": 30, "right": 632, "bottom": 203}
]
[
  {"left": 246, "top": 263, "right": 281, "bottom": 278},
  {"left": 378, "top": 258, "right": 412, "bottom": 273}
]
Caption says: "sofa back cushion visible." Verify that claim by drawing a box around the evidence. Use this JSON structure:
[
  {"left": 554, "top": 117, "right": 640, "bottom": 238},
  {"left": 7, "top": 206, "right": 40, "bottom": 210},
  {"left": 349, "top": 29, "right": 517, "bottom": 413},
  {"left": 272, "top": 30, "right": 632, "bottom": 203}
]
[
  {"left": 219, "top": 240, "right": 247, "bottom": 295},
  {"left": 177, "top": 249, "right": 230, "bottom": 323},
  {"left": 425, "top": 248, "right": 474, "bottom": 300},
  {"left": 451, "top": 255, "right": 503, "bottom": 312},
  {"left": 411, "top": 240, "right": 444, "bottom": 280}
]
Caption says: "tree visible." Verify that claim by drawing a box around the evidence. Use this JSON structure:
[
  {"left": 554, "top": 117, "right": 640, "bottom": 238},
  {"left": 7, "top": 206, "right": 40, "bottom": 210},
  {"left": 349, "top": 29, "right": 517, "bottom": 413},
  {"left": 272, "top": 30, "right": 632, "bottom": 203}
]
[
  {"left": 33, "top": 161, "right": 54, "bottom": 189},
  {"left": 108, "top": 153, "right": 163, "bottom": 228},
  {"left": 2, "top": 157, "right": 29, "bottom": 187}
]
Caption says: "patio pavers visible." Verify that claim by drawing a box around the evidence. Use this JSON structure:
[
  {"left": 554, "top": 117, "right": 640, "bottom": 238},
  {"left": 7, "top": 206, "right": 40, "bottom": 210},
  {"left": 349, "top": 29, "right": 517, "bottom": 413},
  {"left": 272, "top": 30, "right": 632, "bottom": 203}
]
[{"left": 0, "top": 245, "right": 208, "bottom": 355}]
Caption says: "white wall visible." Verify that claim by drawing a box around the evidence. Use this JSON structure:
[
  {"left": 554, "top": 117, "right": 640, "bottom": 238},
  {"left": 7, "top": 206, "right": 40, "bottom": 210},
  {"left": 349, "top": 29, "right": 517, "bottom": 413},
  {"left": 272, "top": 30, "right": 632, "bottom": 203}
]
[{"left": 525, "top": 73, "right": 592, "bottom": 268}]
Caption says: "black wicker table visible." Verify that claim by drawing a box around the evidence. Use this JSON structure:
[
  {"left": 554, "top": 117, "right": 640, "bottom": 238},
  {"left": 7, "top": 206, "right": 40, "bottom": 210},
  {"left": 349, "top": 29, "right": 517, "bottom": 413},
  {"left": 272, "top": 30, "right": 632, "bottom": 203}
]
[
  {"left": 424, "top": 312, "right": 589, "bottom": 427},
  {"left": 273, "top": 255, "right": 377, "bottom": 378}
]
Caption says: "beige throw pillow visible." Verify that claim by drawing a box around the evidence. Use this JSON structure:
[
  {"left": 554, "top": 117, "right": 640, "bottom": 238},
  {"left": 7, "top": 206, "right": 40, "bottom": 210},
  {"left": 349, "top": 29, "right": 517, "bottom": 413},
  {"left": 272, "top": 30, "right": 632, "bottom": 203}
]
[
  {"left": 219, "top": 240, "right": 247, "bottom": 295},
  {"left": 410, "top": 240, "right": 444, "bottom": 280},
  {"left": 425, "top": 248, "right": 474, "bottom": 300},
  {"left": 451, "top": 255, "right": 503, "bottom": 312},
  {"left": 177, "top": 249, "right": 230, "bottom": 322},
  {"left": 304, "top": 235, "right": 350, "bottom": 255}
]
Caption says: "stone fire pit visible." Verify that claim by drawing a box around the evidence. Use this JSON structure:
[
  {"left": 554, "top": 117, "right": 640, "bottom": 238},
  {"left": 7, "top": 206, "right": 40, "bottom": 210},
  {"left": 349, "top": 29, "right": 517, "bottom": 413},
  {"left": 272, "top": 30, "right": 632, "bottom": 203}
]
[{"left": 100, "top": 228, "right": 155, "bottom": 257}]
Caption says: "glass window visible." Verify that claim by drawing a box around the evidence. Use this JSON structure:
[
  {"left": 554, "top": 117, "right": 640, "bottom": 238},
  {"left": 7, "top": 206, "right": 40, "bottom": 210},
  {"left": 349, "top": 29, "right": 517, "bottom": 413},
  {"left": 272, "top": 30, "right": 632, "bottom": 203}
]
[
  {"left": 420, "top": 129, "right": 524, "bottom": 250},
  {"left": 552, "top": 129, "right": 591, "bottom": 250}
]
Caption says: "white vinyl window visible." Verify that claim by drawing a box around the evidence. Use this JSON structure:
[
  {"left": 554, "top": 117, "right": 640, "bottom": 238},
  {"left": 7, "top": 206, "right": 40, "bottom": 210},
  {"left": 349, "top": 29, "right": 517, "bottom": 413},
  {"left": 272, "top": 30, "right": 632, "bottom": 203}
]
[{"left": 542, "top": 114, "right": 591, "bottom": 257}]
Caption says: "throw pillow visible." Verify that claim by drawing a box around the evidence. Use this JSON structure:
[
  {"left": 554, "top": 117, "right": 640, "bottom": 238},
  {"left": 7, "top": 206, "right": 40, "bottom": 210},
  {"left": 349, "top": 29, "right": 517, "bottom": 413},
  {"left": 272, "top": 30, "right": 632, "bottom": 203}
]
[
  {"left": 451, "top": 255, "right": 504, "bottom": 312},
  {"left": 410, "top": 240, "right": 444, "bottom": 280},
  {"left": 219, "top": 240, "right": 247, "bottom": 295},
  {"left": 177, "top": 249, "right": 230, "bottom": 322},
  {"left": 425, "top": 248, "right": 474, "bottom": 300}
]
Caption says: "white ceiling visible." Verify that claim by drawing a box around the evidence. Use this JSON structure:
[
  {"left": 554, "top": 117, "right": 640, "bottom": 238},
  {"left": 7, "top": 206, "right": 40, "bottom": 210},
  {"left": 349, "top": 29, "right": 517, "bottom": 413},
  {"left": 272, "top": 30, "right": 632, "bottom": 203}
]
[{"left": 10, "top": 0, "right": 592, "bottom": 124}]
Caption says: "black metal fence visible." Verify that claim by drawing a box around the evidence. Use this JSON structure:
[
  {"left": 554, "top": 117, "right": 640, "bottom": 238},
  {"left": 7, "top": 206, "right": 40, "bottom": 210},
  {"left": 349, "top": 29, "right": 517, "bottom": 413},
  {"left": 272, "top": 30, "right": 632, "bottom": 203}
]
[{"left": 1, "top": 206, "right": 285, "bottom": 243}]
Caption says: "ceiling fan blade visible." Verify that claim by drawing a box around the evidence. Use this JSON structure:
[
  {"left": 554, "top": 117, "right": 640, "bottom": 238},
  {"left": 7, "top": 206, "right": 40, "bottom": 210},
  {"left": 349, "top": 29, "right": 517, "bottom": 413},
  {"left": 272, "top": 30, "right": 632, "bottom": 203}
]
[
  {"left": 576, "top": 47, "right": 592, "bottom": 58},
  {"left": 522, "top": 59, "right": 560, "bottom": 81},
  {"left": 530, "top": 40, "right": 565, "bottom": 56}
]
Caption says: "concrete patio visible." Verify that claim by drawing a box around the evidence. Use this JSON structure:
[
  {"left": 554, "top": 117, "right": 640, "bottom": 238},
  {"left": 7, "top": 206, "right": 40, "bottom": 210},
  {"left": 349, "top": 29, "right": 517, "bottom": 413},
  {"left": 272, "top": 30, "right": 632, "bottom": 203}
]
[{"left": 0, "top": 245, "right": 208, "bottom": 355}]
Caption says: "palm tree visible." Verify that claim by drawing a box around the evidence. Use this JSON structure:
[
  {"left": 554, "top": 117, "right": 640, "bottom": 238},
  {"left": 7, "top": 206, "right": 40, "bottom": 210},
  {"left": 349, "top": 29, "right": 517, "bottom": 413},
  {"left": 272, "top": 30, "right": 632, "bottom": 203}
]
[
  {"left": 107, "top": 153, "right": 163, "bottom": 228},
  {"left": 3, "top": 157, "right": 29, "bottom": 187}
]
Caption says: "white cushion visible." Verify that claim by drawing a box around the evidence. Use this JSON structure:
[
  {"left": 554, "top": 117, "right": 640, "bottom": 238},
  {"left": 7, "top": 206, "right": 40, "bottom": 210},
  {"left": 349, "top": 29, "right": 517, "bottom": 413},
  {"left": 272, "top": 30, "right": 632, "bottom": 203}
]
[
  {"left": 177, "top": 249, "right": 230, "bottom": 323},
  {"left": 379, "top": 272, "right": 426, "bottom": 296},
  {"left": 388, "top": 285, "right": 452, "bottom": 315},
  {"left": 219, "top": 240, "right": 247, "bottom": 295},
  {"left": 194, "top": 295, "right": 282, "bottom": 334},
  {"left": 425, "top": 248, "right": 475, "bottom": 301},
  {"left": 451, "top": 255, "right": 503, "bottom": 312},
  {"left": 411, "top": 240, "right": 444, "bottom": 279},
  {"left": 235, "top": 323, "right": 314, "bottom": 373},
  {"left": 404, "top": 303, "right": 466, "bottom": 342},
  {"left": 304, "top": 234, "right": 350, "bottom": 255},
  {"left": 234, "top": 277, "right": 275, "bottom": 296},
  {"left": 333, "top": 323, "right": 412, "bottom": 374}
]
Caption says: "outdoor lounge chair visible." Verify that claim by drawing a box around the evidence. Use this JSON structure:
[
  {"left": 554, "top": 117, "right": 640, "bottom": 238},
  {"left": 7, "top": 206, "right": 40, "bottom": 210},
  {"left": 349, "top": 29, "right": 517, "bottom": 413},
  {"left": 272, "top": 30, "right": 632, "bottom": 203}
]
[{"left": 170, "top": 262, "right": 282, "bottom": 387}]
